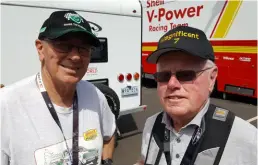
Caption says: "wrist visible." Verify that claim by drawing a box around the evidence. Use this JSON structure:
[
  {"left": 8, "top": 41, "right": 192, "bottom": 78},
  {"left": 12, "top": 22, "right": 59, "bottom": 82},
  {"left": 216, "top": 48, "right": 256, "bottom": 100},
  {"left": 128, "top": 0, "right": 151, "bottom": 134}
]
[{"left": 102, "top": 158, "right": 113, "bottom": 165}]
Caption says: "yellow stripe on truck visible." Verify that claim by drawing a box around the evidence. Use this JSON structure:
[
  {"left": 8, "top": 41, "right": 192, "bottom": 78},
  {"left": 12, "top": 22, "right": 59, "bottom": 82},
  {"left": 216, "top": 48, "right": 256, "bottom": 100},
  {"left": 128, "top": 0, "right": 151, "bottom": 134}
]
[
  {"left": 213, "top": 0, "right": 243, "bottom": 38},
  {"left": 142, "top": 46, "right": 157, "bottom": 52},
  {"left": 142, "top": 46, "right": 257, "bottom": 54},
  {"left": 213, "top": 46, "right": 257, "bottom": 54}
]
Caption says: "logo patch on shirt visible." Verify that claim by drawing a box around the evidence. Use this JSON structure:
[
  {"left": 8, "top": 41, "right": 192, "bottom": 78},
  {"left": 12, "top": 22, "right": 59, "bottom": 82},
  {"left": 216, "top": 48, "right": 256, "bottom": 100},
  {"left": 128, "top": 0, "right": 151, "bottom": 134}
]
[
  {"left": 212, "top": 108, "right": 229, "bottom": 121},
  {"left": 83, "top": 129, "right": 97, "bottom": 141}
]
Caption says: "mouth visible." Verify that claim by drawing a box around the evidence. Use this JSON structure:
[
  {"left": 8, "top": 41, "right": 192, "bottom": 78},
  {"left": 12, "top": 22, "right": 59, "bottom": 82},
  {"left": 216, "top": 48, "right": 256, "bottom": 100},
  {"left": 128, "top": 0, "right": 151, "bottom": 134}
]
[
  {"left": 61, "top": 64, "right": 80, "bottom": 70},
  {"left": 165, "top": 96, "right": 185, "bottom": 100}
]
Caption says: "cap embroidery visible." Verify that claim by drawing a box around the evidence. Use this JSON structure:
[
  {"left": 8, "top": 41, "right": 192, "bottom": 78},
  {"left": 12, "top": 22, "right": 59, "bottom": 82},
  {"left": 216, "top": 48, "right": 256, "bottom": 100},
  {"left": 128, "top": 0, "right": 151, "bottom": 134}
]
[
  {"left": 160, "top": 30, "right": 200, "bottom": 43},
  {"left": 40, "top": 27, "right": 46, "bottom": 33},
  {"left": 64, "top": 13, "right": 84, "bottom": 24}
]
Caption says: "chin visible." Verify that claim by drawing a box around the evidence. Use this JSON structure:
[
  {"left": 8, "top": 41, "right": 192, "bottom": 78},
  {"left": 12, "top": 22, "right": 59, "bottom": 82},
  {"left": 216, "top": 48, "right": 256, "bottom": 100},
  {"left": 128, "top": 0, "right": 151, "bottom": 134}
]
[{"left": 164, "top": 105, "right": 189, "bottom": 117}]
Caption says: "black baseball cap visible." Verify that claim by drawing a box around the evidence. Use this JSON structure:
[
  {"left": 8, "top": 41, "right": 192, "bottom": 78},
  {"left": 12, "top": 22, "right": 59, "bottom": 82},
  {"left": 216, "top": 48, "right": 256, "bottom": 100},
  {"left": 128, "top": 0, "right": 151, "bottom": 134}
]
[
  {"left": 146, "top": 26, "right": 214, "bottom": 63},
  {"left": 38, "top": 10, "right": 100, "bottom": 47}
]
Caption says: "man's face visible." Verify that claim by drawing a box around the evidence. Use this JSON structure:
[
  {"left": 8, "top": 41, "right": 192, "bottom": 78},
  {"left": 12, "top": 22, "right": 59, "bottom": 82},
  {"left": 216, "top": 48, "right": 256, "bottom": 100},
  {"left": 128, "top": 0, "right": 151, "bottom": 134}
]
[
  {"left": 36, "top": 33, "right": 94, "bottom": 85},
  {"left": 156, "top": 52, "right": 217, "bottom": 118}
]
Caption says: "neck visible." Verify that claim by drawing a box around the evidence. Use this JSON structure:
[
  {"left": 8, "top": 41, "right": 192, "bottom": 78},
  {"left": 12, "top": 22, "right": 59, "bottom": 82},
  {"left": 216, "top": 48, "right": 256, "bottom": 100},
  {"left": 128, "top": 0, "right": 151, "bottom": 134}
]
[
  {"left": 172, "top": 114, "right": 196, "bottom": 132},
  {"left": 40, "top": 69, "right": 76, "bottom": 108},
  {"left": 170, "top": 99, "right": 208, "bottom": 132}
]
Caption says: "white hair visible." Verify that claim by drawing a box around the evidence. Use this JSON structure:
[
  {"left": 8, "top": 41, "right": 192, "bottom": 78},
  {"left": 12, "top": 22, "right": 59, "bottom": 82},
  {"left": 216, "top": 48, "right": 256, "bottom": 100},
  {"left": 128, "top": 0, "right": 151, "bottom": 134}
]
[
  {"left": 205, "top": 59, "right": 216, "bottom": 68},
  {"left": 204, "top": 59, "right": 217, "bottom": 95}
]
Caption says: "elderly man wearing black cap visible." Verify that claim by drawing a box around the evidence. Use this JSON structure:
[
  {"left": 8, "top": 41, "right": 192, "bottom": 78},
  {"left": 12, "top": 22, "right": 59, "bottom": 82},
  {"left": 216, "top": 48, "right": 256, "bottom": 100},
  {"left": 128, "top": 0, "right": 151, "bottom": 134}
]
[
  {"left": 137, "top": 26, "right": 257, "bottom": 165},
  {"left": 1, "top": 11, "right": 116, "bottom": 165}
]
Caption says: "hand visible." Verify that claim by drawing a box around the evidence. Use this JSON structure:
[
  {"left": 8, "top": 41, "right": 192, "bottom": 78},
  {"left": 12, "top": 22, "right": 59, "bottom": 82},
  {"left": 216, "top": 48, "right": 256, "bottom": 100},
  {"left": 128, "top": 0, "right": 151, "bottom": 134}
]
[{"left": 134, "top": 159, "right": 144, "bottom": 165}]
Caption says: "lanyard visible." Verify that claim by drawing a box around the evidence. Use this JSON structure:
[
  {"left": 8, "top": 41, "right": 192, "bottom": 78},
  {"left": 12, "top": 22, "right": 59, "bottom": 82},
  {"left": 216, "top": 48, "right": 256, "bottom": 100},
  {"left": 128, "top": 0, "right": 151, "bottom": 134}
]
[
  {"left": 154, "top": 128, "right": 171, "bottom": 165},
  {"left": 180, "top": 118, "right": 205, "bottom": 165},
  {"left": 145, "top": 115, "right": 205, "bottom": 165},
  {"left": 36, "top": 72, "right": 79, "bottom": 164}
]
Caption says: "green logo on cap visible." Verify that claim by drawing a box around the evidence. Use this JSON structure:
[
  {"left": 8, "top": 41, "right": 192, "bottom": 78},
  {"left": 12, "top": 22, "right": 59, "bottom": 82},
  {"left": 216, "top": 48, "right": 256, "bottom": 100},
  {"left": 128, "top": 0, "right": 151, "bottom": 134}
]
[
  {"left": 40, "top": 27, "right": 46, "bottom": 33},
  {"left": 64, "top": 13, "right": 84, "bottom": 24}
]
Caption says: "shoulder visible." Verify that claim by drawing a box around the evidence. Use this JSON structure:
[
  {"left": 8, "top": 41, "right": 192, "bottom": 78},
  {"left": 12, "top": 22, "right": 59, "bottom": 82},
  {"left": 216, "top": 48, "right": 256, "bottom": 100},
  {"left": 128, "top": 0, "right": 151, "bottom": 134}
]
[
  {"left": 1, "top": 75, "right": 36, "bottom": 103},
  {"left": 141, "top": 112, "right": 164, "bottom": 158},
  {"left": 77, "top": 80, "right": 106, "bottom": 101},
  {"left": 77, "top": 79, "right": 96, "bottom": 90},
  {"left": 220, "top": 116, "right": 257, "bottom": 164},
  {"left": 230, "top": 116, "right": 257, "bottom": 141},
  {"left": 225, "top": 113, "right": 257, "bottom": 152},
  {"left": 143, "top": 112, "right": 163, "bottom": 136},
  {"left": 1, "top": 75, "right": 36, "bottom": 119},
  {"left": 211, "top": 104, "right": 257, "bottom": 142}
]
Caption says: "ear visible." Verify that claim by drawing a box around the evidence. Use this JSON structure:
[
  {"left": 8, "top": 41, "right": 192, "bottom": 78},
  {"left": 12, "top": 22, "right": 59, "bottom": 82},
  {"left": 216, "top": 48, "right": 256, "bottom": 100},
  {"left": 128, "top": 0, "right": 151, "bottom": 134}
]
[
  {"left": 35, "top": 39, "right": 45, "bottom": 62},
  {"left": 209, "top": 66, "right": 218, "bottom": 93}
]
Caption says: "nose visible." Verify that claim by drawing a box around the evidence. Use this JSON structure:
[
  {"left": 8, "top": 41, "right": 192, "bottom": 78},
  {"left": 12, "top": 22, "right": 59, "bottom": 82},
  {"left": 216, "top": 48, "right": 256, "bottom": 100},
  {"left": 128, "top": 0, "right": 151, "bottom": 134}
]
[
  {"left": 167, "top": 75, "right": 181, "bottom": 90},
  {"left": 68, "top": 47, "right": 81, "bottom": 61}
]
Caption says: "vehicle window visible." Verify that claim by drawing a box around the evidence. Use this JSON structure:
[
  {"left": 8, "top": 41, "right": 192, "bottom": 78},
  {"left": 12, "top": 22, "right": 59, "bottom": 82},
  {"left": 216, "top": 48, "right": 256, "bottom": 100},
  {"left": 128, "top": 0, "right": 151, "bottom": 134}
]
[{"left": 90, "top": 37, "right": 108, "bottom": 63}]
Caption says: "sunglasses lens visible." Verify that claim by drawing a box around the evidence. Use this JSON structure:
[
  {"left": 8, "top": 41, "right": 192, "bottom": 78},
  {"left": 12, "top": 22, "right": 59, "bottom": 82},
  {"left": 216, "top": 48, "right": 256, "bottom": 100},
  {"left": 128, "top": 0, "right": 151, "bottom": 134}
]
[
  {"left": 154, "top": 71, "right": 171, "bottom": 82},
  {"left": 155, "top": 70, "right": 197, "bottom": 82},
  {"left": 53, "top": 43, "right": 72, "bottom": 53},
  {"left": 176, "top": 70, "right": 196, "bottom": 81}
]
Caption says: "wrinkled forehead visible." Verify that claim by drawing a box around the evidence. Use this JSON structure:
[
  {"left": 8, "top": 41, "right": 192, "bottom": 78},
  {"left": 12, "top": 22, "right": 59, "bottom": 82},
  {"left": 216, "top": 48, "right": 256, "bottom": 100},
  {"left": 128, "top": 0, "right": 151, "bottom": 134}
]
[{"left": 157, "top": 51, "right": 206, "bottom": 71}]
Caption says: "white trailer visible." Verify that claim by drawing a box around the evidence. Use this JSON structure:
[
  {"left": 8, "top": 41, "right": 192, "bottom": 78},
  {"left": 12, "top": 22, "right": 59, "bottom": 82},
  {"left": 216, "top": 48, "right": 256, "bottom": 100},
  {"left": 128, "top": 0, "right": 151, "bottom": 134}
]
[{"left": 1, "top": 0, "right": 147, "bottom": 125}]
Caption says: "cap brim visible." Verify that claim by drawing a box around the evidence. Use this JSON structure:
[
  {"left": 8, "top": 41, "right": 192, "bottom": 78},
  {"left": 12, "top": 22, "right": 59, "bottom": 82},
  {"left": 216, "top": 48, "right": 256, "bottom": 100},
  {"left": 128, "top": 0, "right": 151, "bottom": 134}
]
[
  {"left": 49, "top": 29, "right": 101, "bottom": 47},
  {"left": 146, "top": 47, "right": 209, "bottom": 64},
  {"left": 146, "top": 47, "right": 181, "bottom": 64}
]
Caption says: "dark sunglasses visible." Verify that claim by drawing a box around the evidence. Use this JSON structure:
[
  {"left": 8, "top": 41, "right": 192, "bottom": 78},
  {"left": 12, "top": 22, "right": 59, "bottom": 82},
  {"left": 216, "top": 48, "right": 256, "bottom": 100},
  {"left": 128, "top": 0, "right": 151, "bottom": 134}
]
[
  {"left": 154, "top": 67, "right": 213, "bottom": 83},
  {"left": 44, "top": 39, "right": 95, "bottom": 55}
]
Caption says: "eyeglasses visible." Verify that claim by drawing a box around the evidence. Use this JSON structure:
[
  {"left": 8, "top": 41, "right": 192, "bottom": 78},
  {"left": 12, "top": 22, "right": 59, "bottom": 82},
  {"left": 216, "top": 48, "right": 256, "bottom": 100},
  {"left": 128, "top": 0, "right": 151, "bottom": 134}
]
[
  {"left": 154, "top": 67, "right": 213, "bottom": 83},
  {"left": 44, "top": 39, "right": 95, "bottom": 55}
]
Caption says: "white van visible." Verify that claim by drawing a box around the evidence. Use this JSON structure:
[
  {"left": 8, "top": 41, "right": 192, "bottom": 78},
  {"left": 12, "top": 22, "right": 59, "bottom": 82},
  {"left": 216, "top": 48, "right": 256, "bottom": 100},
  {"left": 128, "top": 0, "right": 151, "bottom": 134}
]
[{"left": 1, "top": 0, "right": 147, "bottom": 131}]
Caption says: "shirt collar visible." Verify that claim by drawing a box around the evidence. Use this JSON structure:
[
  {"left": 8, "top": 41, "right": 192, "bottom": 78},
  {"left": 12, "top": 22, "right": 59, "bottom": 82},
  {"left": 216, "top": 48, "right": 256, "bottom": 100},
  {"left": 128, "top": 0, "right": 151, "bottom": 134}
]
[
  {"left": 162, "top": 98, "right": 210, "bottom": 131},
  {"left": 185, "top": 98, "right": 210, "bottom": 128}
]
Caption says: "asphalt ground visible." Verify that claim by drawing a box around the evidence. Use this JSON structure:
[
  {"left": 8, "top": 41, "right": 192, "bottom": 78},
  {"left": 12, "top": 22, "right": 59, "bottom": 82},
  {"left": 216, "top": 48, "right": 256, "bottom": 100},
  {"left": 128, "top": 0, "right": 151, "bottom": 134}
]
[{"left": 113, "top": 80, "right": 257, "bottom": 165}]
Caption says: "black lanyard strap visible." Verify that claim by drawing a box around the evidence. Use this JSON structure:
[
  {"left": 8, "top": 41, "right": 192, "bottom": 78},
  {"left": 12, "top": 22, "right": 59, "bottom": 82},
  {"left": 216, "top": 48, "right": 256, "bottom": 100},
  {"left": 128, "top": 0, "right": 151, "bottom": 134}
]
[
  {"left": 144, "top": 112, "right": 171, "bottom": 165},
  {"left": 72, "top": 92, "right": 79, "bottom": 165},
  {"left": 36, "top": 72, "right": 79, "bottom": 164},
  {"left": 163, "top": 128, "right": 171, "bottom": 164},
  {"left": 154, "top": 149, "right": 163, "bottom": 165},
  {"left": 180, "top": 120, "right": 205, "bottom": 165}
]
